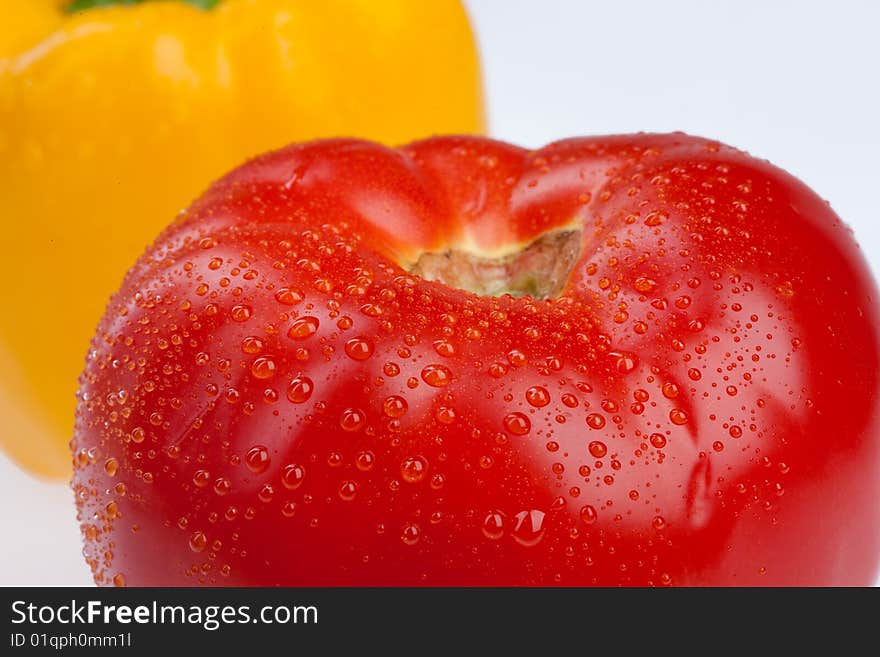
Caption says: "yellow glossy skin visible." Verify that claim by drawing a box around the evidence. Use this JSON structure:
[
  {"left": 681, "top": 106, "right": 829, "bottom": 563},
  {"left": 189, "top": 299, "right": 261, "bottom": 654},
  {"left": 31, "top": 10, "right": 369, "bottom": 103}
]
[{"left": 0, "top": 0, "right": 484, "bottom": 478}]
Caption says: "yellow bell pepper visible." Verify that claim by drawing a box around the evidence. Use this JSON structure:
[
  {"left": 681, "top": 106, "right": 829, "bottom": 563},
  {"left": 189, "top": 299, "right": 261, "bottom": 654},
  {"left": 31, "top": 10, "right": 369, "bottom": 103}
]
[{"left": 0, "top": 0, "right": 484, "bottom": 478}]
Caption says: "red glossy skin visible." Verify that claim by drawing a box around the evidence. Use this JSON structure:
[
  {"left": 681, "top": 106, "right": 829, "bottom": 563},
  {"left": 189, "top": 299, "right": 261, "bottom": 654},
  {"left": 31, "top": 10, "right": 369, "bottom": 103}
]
[{"left": 73, "top": 134, "right": 880, "bottom": 586}]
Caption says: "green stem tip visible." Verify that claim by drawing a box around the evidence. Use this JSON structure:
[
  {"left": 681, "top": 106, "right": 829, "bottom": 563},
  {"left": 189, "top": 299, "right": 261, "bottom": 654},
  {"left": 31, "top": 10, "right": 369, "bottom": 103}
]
[{"left": 68, "top": 0, "right": 220, "bottom": 13}]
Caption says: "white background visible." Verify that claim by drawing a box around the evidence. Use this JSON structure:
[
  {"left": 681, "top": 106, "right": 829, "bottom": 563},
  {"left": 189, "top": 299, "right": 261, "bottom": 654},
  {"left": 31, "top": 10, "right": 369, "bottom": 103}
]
[{"left": 2, "top": 0, "right": 879, "bottom": 586}]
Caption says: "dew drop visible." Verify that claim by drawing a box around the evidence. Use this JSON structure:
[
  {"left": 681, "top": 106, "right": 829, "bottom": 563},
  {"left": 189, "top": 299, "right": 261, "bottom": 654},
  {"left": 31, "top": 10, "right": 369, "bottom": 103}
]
[
  {"left": 245, "top": 445, "right": 270, "bottom": 474},
  {"left": 241, "top": 336, "right": 265, "bottom": 354},
  {"left": 281, "top": 464, "right": 305, "bottom": 490},
  {"left": 586, "top": 413, "right": 606, "bottom": 430},
  {"left": 503, "top": 412, "right": 531, "bottom": 436},
  {"left": 433, "top": 340, "right": 455, "bottom": 357},
  {"left": 356, "top": 451, "right": 375, "bottom": 471},
  {"left": 580, "top": 505, "right": 598, "bottom": 525},
  {"left": 588, "top": 441, "right": 607, "bottom": 458},
  {"left": 258, "top": 483, "right": 275, "bottom": 503},
  {"left": 482, "top": 510, "right": 506, "bottom": 540},
  {"left": 401, "top": 523, "right": 421, "bottom": 546},
  {"left": 250, "top": 357, "right": 276, "bottom": 380},
  {"left": 662, "top": 382, "right": 679, "bottom": 399},
  {"left": 274, "top": 287, "right": 304, "bottom": 305},
  {"left": 421, "top": 364, "right": 452, "bottom": 387},
  {"left": 286, "top": 376, "right": 313, "bottom": 403},
  {"left": 189, "top": 531, "right": 207, "bottom": 553},
  {"left": 104, "top": 458, "right": 119, "bottom": 477},
  {"left": 669, "top": 409, "right": 689, "bottom": 425},
  {"left": 213, "top": 477, "right": 231, "bottom": 496},
  {"left": 525, "top": 386, "right": 550, "bottom": 407},
  {"left": 231, "top": 305, "right": 252, "bottom": 322},
  {"left": 644, "top": 210, "right": 668, "bottom": 226},
  {"left": 383, "top": 395, "right": 408, "bottom": 418},
  {"left": 434, "top": 406, "right": 456, "bottom": 424},
  {"left": 288, "top": 316, "right": 319, "bottom": 339},
  {"left": 338, "top": 480, "right": 358, "bottom": 501},
  {"left": 511, "top": 509, "right": 546, "bottom": 546},
  {"left": 505, "top": 349, "right": 526, "bottom": 368},
  {"left": 345, "top": 337, "right": 374, "bottom": 361},
  {"left": 340, "top": 408, "right": 366, "bottom": 432},
  {"left": 611, "top": 351, "right": 638, "bottom": 373},
  {"left": 401, "top": 455, "right": 428, "bottom": 483}
]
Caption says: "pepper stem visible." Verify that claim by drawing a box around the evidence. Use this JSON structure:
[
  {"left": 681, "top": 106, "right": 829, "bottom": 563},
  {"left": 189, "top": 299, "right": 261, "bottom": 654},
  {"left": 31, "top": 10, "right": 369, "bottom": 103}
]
[
  {"left": 67, "top": 0, "right": 220, "bottom": 13},
  {"left": 409, "top": 230, "right": 582, "bottom": 299}
]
